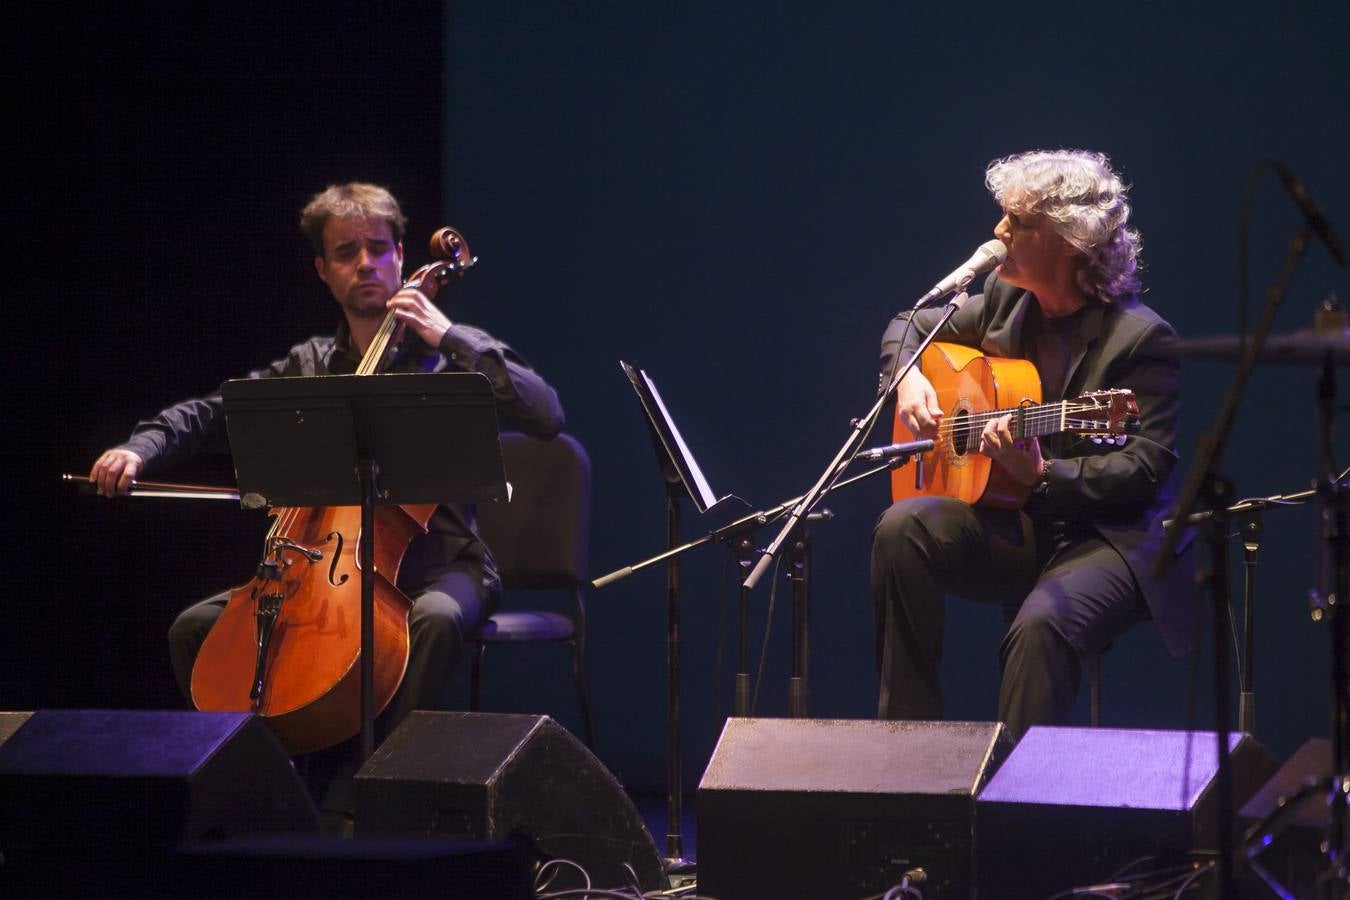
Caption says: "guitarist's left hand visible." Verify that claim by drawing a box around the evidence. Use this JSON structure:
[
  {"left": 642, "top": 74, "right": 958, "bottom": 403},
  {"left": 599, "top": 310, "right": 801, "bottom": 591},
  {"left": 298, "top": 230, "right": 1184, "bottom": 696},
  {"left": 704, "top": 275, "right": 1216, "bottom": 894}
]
[{"left": 980, "top": 414, "right": 1045, "bottom": 486}]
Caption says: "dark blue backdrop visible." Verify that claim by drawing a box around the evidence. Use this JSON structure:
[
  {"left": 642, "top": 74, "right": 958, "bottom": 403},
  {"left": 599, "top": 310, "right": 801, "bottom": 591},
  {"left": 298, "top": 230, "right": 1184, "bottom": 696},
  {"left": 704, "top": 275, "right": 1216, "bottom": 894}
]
[
  {"left": 438, "top": 2, "right": 1350, "bottom": 789},
  {"left": 24, "top": 1, "right": 1350, "bottom": 797}
]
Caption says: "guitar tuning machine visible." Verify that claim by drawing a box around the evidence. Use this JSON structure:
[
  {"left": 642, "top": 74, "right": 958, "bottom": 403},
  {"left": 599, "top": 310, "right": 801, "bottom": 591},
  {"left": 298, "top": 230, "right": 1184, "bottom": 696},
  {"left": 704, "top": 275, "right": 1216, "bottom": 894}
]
[{"left": 1089, "top": 435, "right": 1128, "bottom": 446}]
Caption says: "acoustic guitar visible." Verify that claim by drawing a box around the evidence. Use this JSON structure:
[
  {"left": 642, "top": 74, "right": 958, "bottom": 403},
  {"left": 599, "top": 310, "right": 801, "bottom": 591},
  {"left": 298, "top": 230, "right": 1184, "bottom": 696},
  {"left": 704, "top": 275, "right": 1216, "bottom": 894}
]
[{"left": 890, "top": 342, "right": 1139, "bottom": 508}]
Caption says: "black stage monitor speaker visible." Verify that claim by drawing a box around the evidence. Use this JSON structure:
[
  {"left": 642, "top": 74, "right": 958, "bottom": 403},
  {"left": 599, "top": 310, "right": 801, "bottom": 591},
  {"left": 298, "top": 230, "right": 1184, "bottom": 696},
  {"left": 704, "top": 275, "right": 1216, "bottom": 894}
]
[
  {"left": 1239, "top": 737, "right": 1333, "bottom": 898},
  {"left": 976, "top": 726, "right": 1278, "bottom": 900},
  {"left": 0, "top": 709, "right": 318, "bottom": 893},
  {"left": 353, "top": 711, "right": 668, "bottom": 893},
  {"left": 697, "top": 717, "right": 1013, "bottom": 900}
]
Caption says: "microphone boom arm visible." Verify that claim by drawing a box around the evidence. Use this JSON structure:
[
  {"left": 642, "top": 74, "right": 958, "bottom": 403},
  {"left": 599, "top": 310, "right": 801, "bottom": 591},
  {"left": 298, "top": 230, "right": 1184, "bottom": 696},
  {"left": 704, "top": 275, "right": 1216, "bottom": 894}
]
[
  {"left": 743, "top": 293, "right": 965, "bottom": 590},
  {"left": 591, "top": 459, "right": 909, "bottom": 590}
]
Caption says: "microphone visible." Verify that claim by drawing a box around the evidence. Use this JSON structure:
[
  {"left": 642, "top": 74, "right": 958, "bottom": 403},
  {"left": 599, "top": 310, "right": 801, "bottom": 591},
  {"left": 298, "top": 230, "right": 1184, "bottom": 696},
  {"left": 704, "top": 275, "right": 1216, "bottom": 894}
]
[
  {"left": 913, "top": 239, "right": 1008, "bottom": 308},
  {"left": 1269, "top": 160, "right": 1347, "bottom": 266},
  {"left": 857, "top": 438, "right": 934, "bottom": 462}
]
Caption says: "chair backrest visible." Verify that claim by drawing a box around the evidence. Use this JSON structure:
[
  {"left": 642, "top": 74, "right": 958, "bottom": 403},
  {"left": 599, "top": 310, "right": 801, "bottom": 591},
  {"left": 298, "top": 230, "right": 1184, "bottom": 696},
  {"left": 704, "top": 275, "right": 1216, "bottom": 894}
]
[{"left": 475, "top": 432, "right": 591, "bottom": 589}]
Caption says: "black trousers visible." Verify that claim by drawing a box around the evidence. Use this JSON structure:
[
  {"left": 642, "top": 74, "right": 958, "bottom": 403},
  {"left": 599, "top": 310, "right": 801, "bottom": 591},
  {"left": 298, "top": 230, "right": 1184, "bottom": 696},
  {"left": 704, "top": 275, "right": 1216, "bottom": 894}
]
[
  {"left": 871, "top": 495, "right": 1146, "bottom": 739},
  {"left": 167, "top": 557, "right": 497, "bottom": 814}
]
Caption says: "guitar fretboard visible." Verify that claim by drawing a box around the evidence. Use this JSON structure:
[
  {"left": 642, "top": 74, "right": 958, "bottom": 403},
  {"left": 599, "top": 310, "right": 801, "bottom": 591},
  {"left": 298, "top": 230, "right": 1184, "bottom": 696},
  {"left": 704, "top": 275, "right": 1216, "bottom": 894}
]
[{"left": 937, "top": 400, "right": 1111, "bottom": 442}]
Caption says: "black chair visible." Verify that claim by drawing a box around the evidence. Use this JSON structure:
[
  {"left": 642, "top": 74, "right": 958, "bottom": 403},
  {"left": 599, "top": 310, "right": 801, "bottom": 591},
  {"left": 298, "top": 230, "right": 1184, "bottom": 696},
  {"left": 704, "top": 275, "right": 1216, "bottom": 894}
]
[{"left": 467, "top": 432, "right": 596, "bottom": 748}]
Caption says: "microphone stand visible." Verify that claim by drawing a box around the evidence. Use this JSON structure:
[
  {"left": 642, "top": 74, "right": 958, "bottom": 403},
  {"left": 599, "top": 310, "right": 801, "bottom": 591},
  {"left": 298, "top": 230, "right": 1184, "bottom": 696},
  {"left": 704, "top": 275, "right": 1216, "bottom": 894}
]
[
  {"left": 1168, "top": 480, "right": 1342, "bottom": 736},
  {"left": 591, "top": 458, "right": 919, "bottom": 868},
  {"left": 593, "top": 461, "right": 910, "bottom": 591},
  {"left": 744, "top": 291, "right": 968, "bottom": 590},
  {"left": 1156, "top": 224, "right": 1310, "bottom": 897}
]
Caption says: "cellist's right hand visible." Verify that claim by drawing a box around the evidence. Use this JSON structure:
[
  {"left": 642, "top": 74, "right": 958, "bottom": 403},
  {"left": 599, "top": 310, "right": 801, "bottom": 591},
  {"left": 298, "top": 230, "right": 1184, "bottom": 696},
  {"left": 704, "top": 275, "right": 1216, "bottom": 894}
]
[
  {"left": 895, "top": 370, "right": 943, "bottom": 439},
  {"left": 89, "top": 448, "right": 144, "bottom": 497}
]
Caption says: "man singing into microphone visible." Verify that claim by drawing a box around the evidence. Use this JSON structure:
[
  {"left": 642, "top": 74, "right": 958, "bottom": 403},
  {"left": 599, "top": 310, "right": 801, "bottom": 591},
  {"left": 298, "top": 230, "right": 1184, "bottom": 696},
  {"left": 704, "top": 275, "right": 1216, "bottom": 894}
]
[{"left": 871, "top": 150, "right": 1193, "bottom": 739}]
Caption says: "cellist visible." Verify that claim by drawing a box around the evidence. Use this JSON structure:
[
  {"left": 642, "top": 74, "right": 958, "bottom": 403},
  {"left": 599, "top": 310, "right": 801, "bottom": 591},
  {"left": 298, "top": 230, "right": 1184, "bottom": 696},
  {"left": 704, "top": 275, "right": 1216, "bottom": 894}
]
[{"left": 88, "top": 182, "right": 564, "bottom": 830}]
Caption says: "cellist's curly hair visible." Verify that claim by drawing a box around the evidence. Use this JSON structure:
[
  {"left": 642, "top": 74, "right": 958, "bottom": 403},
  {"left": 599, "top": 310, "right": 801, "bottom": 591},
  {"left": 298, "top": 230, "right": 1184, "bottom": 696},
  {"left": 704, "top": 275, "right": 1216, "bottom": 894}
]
[
  {"left": 985, "top": 150, "right": 1142, "bottom": 303},
  {"left": 300, "top": 182, "right": 407, "bottom": 257}
]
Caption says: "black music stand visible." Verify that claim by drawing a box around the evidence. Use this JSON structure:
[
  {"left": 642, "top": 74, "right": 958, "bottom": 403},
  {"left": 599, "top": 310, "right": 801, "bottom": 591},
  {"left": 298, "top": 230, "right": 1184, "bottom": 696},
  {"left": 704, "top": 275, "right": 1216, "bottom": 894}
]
[
  {"left": 221, "top": 373, "right": 506, "bottom": 763},
  {"left": 620, "top": 360, "right": 732, "bottom": 869}
]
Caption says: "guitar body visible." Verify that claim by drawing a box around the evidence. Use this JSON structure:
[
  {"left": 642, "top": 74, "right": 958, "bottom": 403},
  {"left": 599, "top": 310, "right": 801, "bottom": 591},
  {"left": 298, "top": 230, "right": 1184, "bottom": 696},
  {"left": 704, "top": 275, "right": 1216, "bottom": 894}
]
[{"left": 891, "top": 342, "right": 1042, "bottom": 509}]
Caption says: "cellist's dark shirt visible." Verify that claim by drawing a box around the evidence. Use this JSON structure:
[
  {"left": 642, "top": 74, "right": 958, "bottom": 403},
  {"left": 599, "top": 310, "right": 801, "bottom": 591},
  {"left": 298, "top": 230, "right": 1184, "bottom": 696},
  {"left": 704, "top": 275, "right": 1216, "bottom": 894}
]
[{"left": 119, "top": 319, "right": 565, "bottom": 584}]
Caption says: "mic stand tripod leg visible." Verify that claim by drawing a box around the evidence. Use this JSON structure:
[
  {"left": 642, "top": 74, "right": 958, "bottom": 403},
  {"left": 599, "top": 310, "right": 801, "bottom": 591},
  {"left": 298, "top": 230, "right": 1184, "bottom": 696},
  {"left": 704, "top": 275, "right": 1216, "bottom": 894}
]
[{"left": 788, "top": 527, "right": 811, "bottom": 718}]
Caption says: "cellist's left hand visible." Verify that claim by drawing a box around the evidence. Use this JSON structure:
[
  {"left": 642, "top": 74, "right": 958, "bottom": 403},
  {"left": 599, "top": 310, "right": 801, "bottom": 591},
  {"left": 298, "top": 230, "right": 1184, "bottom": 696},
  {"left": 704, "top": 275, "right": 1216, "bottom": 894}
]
[
  {"left": 387, "top": 287, "right": 452, "bottom": 349},
  {"left": 980, "top": 413, "right": 1044, "bottom": 486}
]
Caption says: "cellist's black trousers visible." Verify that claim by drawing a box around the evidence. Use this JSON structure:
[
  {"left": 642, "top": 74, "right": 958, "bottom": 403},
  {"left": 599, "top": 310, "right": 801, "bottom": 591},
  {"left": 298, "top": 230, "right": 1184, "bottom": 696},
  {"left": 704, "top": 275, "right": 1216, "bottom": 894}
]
[
  {"left": 167, "top": 557, "right": 497, "bottom": 814},
  {"left": 871, "top": 495, "right": 1146, "bottom": 740}
]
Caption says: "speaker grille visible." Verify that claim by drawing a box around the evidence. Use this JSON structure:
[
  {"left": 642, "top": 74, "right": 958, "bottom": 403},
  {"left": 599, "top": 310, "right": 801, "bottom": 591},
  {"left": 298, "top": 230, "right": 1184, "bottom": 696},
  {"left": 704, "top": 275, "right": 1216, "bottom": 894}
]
[
  {"left": 354, "top": 712, "right": 667, "bottom": 893},
  {"left": 698, "top": 717, "right": 1011, "bottom": 900}
]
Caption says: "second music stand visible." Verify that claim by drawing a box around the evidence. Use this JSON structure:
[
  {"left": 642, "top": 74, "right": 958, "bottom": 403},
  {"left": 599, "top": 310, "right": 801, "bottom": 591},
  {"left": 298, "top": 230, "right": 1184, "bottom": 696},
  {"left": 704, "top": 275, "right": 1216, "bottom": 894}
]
[{"left": 620, "top": 360, "right": 733, "bottom": 868}]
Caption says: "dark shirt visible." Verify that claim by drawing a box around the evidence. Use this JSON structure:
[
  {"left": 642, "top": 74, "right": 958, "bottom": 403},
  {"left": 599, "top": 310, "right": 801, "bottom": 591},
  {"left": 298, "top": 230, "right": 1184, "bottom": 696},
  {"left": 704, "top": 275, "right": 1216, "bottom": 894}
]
[
  {"left": 120, "top": 318, "right": 565, "bottom": 582},
  {"left": 1023, "top": 303, "right": 1090, "bottom": 406}
]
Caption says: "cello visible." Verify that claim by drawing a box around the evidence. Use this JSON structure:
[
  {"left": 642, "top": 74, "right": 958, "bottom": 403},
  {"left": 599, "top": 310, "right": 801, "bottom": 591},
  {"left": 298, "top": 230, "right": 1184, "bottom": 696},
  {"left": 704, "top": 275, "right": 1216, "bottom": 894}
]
[{"left": 187, "top": 227, "right": 476, "bottom": 754}]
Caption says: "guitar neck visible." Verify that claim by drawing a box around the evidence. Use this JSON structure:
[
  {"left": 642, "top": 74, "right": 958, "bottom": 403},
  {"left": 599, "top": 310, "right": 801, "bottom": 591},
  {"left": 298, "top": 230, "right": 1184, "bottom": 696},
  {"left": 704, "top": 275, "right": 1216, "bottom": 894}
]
[{"left": 963, "top": 400, "right": 1087, "bottom": 440}]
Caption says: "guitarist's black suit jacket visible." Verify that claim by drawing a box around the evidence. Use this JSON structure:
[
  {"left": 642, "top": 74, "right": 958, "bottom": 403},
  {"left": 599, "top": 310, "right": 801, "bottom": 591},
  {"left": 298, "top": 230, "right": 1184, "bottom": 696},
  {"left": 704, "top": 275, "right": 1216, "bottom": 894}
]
[{"left": 881, "top": 272, "right": 1196, "bottom": 658}]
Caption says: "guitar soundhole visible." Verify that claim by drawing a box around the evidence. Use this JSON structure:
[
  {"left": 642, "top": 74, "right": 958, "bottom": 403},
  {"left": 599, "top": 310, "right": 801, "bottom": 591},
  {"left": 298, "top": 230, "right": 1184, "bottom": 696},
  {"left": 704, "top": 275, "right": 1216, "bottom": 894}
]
[{"left": 950, "top": 409, "right": 972, "bottom": 455}]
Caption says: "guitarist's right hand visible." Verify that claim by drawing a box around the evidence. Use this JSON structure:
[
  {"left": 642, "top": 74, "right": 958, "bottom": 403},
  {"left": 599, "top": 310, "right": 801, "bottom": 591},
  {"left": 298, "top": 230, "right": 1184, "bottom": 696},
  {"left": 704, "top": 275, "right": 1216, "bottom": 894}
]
[{"left": 896, "top": 370, "right": 943, "bottom": 439}]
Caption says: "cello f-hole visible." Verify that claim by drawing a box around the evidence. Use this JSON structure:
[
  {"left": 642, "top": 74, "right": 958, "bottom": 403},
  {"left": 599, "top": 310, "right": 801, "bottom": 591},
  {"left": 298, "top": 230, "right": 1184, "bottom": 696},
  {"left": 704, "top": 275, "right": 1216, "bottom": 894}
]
[{"left": 325, "top": 531, "right": 348, "bottom": 587}]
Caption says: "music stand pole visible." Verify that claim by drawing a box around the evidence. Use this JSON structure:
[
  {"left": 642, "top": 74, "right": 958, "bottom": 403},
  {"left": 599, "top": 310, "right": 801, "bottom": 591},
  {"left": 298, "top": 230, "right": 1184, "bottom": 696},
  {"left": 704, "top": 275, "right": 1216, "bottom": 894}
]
[
  {"left": 665, "top": 480, "right": 690, "bottom": 866},
  {"left": 358, "top": 458, "right": 378, "bottom": 763}
]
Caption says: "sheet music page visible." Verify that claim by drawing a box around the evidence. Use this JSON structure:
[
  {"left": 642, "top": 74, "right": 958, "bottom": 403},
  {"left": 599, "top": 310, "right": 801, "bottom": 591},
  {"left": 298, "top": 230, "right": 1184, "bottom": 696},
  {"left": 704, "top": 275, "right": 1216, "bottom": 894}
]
[{"left": 640, "top": 371, "right": 719, "bottom": 511}]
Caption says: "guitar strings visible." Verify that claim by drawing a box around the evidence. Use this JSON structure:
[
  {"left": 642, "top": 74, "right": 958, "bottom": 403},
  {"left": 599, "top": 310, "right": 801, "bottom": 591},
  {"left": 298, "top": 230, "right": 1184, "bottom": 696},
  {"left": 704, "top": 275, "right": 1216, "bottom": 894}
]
[{"left": 934, "top": 401, "right": 1126, "bottom": 440}]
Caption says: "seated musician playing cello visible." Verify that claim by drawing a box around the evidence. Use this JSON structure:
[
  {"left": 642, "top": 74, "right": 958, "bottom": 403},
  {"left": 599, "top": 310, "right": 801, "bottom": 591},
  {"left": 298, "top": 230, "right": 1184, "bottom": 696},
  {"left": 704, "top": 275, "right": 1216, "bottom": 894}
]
[
  {"left": 871, "top": 150, "right": 1193, "bottom": 740},
  {"left": 88, "top": 182, "right": 564, "bottom": 825}
]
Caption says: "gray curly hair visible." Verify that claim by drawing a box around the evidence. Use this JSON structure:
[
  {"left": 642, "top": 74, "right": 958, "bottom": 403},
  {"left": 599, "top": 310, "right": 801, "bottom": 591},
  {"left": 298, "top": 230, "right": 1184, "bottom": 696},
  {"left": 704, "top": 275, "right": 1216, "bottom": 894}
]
[{"left": 985, "top": 150, "right": 1142, "bottom": 303}]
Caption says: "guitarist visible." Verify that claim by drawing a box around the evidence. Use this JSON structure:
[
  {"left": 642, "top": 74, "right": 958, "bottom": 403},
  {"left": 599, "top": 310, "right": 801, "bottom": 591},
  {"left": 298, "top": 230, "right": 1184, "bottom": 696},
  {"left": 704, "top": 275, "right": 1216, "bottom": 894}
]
[{"left": 871, "top": 150, "right": 1193, "bottom": 739}]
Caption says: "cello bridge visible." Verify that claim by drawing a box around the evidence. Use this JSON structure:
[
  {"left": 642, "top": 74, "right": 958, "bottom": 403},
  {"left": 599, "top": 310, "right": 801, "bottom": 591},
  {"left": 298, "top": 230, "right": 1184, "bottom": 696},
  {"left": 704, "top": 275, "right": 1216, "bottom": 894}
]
[{"left": 267, "top": 536, "right": 324, "bottom": 563}]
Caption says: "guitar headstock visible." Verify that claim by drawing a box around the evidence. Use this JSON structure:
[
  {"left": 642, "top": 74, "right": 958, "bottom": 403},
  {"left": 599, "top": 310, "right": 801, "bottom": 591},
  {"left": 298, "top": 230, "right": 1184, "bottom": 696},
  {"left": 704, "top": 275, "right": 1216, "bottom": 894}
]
[{"left": 1064, "top": 389, "right": 1140, "bottom": 445}]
